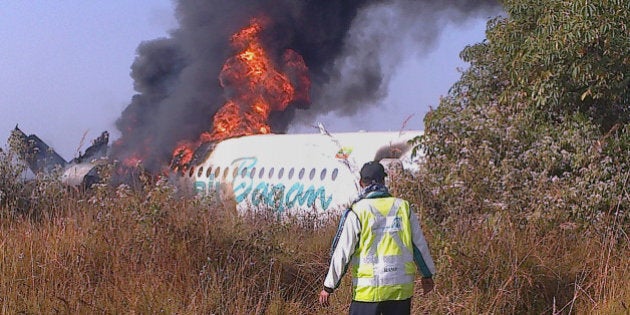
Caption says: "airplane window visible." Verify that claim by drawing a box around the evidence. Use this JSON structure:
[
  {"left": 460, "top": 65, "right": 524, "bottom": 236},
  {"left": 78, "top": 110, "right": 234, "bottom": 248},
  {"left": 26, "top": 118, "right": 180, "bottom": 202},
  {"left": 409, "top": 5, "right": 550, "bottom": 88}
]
[
  {"left": 223, "top": 167, "right": 229, "bottom": 179},
  {"left": 197, "top": 167, "right": 204, "bottom": 177},
  {"left": 320, "top": 169, "right": 327, "bottom": 181},
  {"left": 259, "top": 167, "right": 265, "bottom": 179},
  {"left": 214, "top": 167, "right": 221, "bottom": 178},
  {"left": 332, "top": 168, "right": 338, "bottom": 181},
  {"left": 298, "top": 168, "right": 305, "bottom": 179},
  {"left": 241, "top": 168, "right": 247, "bottom": 178},
  {"left": 250, "top": 167, "right": 256, "bottom": 179},
  {"left": 309, "top": 168, "right": 316, "bottom": 180},
  {"left": 232, "top": 167, "right": 238, "bottom": 178},
  {"left": 206, "top": 166, "right": 213, "bottom": 178},
  {"left": 288, "top": 168, "right": 294, "bottom": 179},
  {"left": 268, "top": 167, "right": 275, "bottom": 179},
  {"left": 278, "top": 167, "right": 284, "bottom": 179},
  {"left": 189, "top": 167, "right": 194, "bottom": 177}
]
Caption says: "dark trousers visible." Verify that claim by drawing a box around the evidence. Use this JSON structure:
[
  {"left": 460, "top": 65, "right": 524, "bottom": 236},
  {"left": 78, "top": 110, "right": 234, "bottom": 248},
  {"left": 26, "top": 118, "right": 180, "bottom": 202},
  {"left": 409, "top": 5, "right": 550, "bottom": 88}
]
[{"left": 349, "top": 299, "right": 411, "bottom": 315}]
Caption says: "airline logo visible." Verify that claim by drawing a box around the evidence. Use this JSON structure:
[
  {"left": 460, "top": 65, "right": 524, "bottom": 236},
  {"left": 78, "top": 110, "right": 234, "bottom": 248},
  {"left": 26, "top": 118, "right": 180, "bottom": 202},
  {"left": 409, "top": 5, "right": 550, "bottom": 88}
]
[
  {"left": 335, "top": 146, "right": 353, "bottom": 160},
  {"left": 194, "top": 157, "right": 335, "bottom": 213}
]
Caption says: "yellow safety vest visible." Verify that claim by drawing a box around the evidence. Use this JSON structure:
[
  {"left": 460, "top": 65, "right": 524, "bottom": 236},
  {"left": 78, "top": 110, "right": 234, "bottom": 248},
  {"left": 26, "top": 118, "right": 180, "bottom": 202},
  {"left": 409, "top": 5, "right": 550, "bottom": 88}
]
[{"left": 351, "top": 197, "right": 416, "bottom": 302}]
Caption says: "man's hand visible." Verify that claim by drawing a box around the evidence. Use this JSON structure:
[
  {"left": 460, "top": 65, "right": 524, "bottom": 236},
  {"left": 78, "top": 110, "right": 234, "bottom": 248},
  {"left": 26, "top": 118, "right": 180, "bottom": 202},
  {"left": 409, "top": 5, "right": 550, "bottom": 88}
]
[
  {"left": 421, "top": 277, "right": 434, "bottom": 295},
  {"left": 319, "top": 289, "right": 330, "bottom": 306}
]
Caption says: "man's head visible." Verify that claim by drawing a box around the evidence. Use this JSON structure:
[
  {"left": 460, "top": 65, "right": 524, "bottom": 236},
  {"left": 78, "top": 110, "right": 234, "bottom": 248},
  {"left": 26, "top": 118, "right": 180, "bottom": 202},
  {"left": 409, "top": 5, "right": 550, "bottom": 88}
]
[{"left": 359, "top": 161, "right": 387, "bottom": 186}]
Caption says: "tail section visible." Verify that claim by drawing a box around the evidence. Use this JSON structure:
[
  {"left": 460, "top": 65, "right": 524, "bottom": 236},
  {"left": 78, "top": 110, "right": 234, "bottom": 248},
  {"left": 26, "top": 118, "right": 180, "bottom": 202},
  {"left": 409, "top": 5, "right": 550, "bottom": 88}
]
[{"left": 10, "top": 125, "right": 67, "bottom": 174}]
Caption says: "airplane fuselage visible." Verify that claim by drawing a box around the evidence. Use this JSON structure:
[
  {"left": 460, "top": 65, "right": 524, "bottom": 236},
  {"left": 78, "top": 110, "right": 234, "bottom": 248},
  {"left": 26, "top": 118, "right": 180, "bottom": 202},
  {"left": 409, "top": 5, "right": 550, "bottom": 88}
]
[{"left": 182, "top": 131, "right": 423, "bottom": 215}]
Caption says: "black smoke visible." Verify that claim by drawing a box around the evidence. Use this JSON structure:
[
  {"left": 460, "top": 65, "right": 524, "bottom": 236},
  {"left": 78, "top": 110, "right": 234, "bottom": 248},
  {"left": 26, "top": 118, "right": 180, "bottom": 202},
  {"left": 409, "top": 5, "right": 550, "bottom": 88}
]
[{"left": 112, "top": 0, "right": 500, "bottom": 172}]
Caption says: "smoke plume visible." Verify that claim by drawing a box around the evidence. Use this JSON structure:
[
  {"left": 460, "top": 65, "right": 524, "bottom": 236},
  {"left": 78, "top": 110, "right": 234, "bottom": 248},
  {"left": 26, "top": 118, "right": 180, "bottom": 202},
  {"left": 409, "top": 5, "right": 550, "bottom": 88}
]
[{"left": 112, "top": 0, "right": 500, "bottom": 172}]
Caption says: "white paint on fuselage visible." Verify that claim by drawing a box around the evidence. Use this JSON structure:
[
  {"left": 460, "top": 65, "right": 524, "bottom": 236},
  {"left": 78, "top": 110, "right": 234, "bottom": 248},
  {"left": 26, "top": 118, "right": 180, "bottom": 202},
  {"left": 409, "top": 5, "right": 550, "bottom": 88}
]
[{"left": 185, "top": 131, "right": 423, "bottom": 215}]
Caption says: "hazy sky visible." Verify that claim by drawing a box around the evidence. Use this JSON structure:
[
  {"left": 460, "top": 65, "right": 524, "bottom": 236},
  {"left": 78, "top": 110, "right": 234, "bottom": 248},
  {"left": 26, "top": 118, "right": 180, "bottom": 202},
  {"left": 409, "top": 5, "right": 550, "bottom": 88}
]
[{"left": 1, "top": 1, "right": 493, "bottom": 160}]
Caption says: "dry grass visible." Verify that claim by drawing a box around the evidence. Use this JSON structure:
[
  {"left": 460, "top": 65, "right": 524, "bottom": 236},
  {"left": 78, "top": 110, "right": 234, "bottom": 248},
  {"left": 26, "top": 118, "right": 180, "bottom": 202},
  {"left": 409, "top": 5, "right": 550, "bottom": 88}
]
[{"left": 0, "top": 172, "right": 628, "bottom": 314}]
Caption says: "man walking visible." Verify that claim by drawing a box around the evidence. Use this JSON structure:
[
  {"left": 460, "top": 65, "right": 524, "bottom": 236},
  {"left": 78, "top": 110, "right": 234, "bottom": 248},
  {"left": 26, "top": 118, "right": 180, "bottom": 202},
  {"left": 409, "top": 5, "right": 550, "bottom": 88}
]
[{"left": 319, "top": 161, "right": 435, "bottom": 314}]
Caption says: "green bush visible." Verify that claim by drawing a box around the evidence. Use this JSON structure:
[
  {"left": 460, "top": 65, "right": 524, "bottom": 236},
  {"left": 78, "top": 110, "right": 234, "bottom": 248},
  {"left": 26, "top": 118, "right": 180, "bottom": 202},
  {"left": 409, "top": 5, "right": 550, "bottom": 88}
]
[{"left": 414, "top": 0, "right": 629, "bottom": 229}]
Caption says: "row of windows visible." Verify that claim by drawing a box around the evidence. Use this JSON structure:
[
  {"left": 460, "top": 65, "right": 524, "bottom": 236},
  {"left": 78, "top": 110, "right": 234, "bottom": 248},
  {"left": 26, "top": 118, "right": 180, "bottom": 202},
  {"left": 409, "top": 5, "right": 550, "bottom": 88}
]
[{"left": 188, "top": 165, "right": 340, "bottom": 182}]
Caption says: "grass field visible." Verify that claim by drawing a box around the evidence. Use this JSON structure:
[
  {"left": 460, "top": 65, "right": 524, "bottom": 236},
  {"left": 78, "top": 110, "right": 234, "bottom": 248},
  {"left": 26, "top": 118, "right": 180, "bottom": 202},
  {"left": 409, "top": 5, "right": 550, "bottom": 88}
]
[{"left": 1, "top": 171, "right": 629, "bottom": 314}]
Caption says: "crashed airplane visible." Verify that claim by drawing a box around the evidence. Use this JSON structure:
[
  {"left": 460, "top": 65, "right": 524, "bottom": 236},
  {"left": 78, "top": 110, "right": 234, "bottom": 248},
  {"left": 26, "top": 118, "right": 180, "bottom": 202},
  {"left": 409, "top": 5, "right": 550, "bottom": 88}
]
[
  {"left": 9, "top": 125, "right": 423, "bottom": 215},
  {"left": 172, "top": 128, "right": 423, "bottom": 215},
  {"left": 9, "top": 14, "right": 428, "bottom": 214},
  {"left": 11, "top": 126, "right": 109, "bottom": 188}
]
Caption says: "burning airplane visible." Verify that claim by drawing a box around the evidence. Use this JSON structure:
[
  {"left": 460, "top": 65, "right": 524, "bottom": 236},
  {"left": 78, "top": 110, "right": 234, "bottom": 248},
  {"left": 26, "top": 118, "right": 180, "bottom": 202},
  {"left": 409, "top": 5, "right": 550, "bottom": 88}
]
[
  {"left": 9, "top": 0, "right": 499, "bottom": 214},
  {"left": 174, "top": 128, "right": 423, "bottom": 214},
  {"left": 110, "top": 0, "right": 499, "bottom": 174},
  {"left": 168, "top": 17, "right": 311, "bottom": 171}
]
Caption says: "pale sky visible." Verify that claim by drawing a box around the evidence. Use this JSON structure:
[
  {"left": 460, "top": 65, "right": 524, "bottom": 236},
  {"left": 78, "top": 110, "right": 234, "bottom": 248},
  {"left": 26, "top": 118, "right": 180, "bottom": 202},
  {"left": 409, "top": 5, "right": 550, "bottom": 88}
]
[{"left": 0, "top": 1, "right": 491, "bottom": 160}]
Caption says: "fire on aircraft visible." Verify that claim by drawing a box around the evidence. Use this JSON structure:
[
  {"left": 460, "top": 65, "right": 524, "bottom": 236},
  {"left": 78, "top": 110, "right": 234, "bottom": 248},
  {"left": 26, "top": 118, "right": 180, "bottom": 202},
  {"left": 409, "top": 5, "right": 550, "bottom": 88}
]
[{"left": 8, "top": 16, "right": 424, "bottom": 216}]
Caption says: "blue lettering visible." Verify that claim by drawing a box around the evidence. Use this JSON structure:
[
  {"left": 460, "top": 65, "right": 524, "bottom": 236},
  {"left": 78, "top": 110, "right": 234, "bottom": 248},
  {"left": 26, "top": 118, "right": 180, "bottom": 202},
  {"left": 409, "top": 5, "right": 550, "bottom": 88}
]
[
  {"left": 194, "top": 156, "right": 334, "bottom": 212},
  {"left": 285, "top": 183, "right": 302, "bottom": 208},
  {"left": 194, "top": 181, "right": 206, "bottom": 193},
  {"left": 233, "top": 182, "right": 252, "bottom": 203},
  {"left": 251, "top": 182, "right": 269, "bottom": 206},
  {"left": 231, "top": 157, "right": 257, "bottom": 202},
  {"left": 271, "top": 183, "right": 285, "bottom": 213}
]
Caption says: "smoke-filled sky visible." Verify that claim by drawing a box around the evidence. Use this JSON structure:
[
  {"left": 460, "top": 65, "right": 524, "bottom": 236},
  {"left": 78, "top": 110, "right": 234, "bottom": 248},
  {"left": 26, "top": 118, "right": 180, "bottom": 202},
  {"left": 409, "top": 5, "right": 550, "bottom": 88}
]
[{"left": 1, "top": 1, "right": 501, "bottom": 168}]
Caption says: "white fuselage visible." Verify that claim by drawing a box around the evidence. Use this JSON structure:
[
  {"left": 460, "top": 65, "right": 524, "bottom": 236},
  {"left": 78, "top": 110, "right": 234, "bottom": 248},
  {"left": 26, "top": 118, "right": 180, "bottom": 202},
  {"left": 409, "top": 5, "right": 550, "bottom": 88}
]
[{"left": 184, "top": 131, "right": 423, "bottom": 215}]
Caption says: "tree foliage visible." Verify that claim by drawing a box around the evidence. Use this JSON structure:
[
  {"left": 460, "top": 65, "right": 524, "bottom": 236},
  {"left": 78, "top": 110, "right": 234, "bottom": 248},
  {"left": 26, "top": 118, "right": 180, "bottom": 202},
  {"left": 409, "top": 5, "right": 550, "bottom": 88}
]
[{"left": 416, "top": 0, "right": 629, "bottom": 226}]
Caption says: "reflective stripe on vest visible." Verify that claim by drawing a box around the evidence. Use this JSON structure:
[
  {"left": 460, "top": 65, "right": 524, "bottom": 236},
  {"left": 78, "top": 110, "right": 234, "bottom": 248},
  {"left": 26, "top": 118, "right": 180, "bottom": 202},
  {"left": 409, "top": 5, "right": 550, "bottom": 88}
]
[{"left": 351, "top": 197, "right": 416, "bottom": 302}]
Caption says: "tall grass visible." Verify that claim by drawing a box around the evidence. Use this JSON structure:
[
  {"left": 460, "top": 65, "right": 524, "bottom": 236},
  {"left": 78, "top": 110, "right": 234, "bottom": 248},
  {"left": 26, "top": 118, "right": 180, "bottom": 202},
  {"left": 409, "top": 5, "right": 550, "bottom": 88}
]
[{"left": 1, "top": 157, "right": 628, "bottom": 313}]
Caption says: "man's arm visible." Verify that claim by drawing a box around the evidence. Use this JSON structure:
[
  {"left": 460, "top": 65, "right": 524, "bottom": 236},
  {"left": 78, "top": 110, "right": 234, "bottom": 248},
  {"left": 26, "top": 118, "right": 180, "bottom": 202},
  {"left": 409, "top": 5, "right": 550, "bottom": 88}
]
[
  {"left": 409, "top": 210, "right": 436, "bottom": 278},
  {"left": 323, "top": 209, "right": 360, "bottom": 292}
]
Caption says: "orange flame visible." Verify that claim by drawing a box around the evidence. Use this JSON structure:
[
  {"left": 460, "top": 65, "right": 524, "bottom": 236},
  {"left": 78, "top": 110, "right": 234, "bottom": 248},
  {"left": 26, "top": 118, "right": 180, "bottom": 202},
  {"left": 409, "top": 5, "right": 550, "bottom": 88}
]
[
  {"left": 114, "top": 137, "right": 151, "bottom": 168},
  {"left": 170, "top": 140, "right": 196, "bottom": 171},
  {"left": 170, "top": 17, "right": 310, "bottom": 170},
  {"left": 210, "top": 19, "right": 298, "bottom": 140}
]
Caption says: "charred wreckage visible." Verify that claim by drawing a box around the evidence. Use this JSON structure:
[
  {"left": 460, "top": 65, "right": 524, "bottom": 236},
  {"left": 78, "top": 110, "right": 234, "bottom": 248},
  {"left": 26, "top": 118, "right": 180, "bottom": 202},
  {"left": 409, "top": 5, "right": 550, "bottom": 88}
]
[
  {"left": 10, "top": 126, "right": 110, "bottom": 188},
  {"left": 9, "top": 125, "right": 214, "bottom": 189}
]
